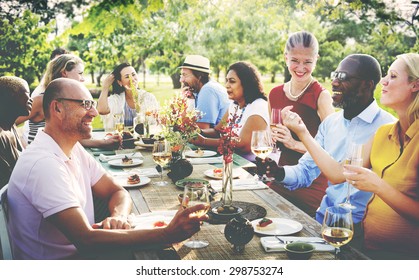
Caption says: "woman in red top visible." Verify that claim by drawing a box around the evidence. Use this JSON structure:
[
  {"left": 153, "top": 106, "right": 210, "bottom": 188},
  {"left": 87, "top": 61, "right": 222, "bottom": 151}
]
[{"left": 269, "top": 31, "right": 334, "bottom": 216}]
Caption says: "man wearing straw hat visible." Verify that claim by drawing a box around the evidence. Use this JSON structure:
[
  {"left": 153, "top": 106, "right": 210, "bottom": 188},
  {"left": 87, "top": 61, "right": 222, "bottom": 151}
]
[{"left": 179, "top": 55, "right": 229, "bottom": 129}]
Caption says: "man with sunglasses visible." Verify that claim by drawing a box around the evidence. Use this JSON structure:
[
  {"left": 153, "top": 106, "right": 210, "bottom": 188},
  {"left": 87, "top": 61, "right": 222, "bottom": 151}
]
[
  {"left": 7, "top": 78, "right": 208, "bottom": 259},
  {"left": 256, "top": 54, "right": 396, "bottom": 226}
]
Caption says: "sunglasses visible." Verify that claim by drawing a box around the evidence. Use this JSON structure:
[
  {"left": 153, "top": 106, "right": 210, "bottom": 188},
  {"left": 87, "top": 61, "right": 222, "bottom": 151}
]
[
  {"left": 56, "top": 98, "right": 97, "bottom": 110},
  {"left": 330, "top": 71, "right": 361, "bottom": 82}
]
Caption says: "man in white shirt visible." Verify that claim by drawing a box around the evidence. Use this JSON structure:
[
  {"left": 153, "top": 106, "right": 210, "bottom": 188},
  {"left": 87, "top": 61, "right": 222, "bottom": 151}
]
[{"left": 8, "top": 78, "right": 207, "bottom": 259}]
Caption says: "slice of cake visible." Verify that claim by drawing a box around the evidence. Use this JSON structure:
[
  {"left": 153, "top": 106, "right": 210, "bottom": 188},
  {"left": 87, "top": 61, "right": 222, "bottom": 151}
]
[
  {"left": 256, "top": 218, "right": 275, "bottom": 231},
  {"left": 127, "top": 174, "right": 141, "bottom": 185},
  {"left": 122, "top": 155, "right": 133, "bottom": 165}
]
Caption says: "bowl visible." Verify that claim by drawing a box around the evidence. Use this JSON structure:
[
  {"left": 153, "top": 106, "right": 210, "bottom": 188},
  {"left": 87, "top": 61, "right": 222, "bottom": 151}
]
[
  {"left": 141, "top": 136, "right": 155, "bottom": 145},
  {"left": 284, "top": 242, "right": 315, "bottom": 260}
]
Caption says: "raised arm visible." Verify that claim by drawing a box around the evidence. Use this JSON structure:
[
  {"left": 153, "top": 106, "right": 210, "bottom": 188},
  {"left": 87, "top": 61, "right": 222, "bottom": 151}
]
[{"left": 97, "top": 74, "right": 114, "bottom": 115}]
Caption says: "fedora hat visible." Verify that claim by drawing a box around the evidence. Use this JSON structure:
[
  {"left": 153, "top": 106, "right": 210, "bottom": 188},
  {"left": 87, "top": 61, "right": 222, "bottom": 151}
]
[{"left": 179, "top": 55, "right": 211, "bottom": 73}]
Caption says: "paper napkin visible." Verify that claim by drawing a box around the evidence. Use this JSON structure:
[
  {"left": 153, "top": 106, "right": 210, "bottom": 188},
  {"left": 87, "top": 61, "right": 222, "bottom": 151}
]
[
  {"left": 260, "top": 236, "right": 335, "bottom": 252},
  {"left": 110, "top": 167, "right": 160, "bottom": 178},
  {"left": 210, "top": 178, "right": 268, "bottom": 192},
  {"left": 187, "top": 156, "right": 223, "bottom": 165}
]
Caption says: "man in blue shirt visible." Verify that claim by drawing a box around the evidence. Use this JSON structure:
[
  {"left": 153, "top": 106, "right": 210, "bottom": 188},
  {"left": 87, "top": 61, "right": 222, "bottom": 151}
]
[
  {"left": 257, "top": 54, "right": 396, "bottom": 225},
  {"left": 179, "top": 55, "right": 230, "bottom": 129}
]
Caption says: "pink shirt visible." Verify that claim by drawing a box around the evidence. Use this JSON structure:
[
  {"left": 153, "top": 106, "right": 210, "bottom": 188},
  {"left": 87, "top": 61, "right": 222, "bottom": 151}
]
[{"left": 8, "top": 130, "right": 105, "bottom": 259}]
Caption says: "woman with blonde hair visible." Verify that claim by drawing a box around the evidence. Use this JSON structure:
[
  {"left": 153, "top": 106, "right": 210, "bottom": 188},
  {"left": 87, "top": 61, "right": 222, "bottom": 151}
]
[{"left": 280, "top": 53, "right": 418, "bottom": 258}]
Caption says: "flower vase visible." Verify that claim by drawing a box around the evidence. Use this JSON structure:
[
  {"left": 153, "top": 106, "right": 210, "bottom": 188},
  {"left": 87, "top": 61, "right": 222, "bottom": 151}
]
[
  {"left": 169, "top": 144, "right": 185, "bottom": 167},
  {"left": 221, "top": 158, "right": 233, "bottom": 207}
]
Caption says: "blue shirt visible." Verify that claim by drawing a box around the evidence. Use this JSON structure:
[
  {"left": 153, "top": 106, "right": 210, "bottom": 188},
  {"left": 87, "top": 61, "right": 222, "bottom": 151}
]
[
  {"left": 195, "top": 80, "right": 230, "bottom": 127},
  {"left": 282, "top": 101, "right": 396, "bottom": 224}
]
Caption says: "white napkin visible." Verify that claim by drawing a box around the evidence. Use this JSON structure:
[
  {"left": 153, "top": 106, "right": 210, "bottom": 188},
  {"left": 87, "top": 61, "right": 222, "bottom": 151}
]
[
  {"left": 210, "top": 178, "right": 268, "bottom": 191},
  {"left": 109, "top": 167, "right": 160, "bottom": 178},
  {"left": 260, "top": 236, "right": 335, "bottom": 252},
  {"left": 99, "top": 152, "right": 143, "bottom": 162},
  {"left": 187, "top": 156, "right": 223, "bottom": 165}
]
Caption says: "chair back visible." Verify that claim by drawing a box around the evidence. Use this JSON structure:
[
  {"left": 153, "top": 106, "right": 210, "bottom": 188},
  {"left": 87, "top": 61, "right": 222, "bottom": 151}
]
[{"left": 0, "top": 184, "right": 13, "bottom": 260}]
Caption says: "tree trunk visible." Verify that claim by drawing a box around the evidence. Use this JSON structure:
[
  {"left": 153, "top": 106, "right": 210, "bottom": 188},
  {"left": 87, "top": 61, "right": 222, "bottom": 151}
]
[
  {"left": 271, "top": 72, "right": 276, "bottom": 83},
  {"left": 171, "top": 73, "right": 181, "bottom": 89},
  {"left": 284, "top": 67, "right": 291, "bottom": 83}
]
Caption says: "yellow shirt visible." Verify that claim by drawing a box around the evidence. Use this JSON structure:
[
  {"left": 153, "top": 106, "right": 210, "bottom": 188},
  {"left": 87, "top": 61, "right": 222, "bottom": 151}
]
[{"left": 364, "top": 119, "right": 419, "bottom": 254}]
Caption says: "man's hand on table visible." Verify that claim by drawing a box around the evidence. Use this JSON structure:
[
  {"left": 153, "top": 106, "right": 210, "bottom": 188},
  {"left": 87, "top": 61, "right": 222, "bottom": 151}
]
[
  {"left": 92, "top": 215, "right": 131, "bottom": 230},
  {"left": 163, "top": 204, "right": 209, "bottom": 243}
]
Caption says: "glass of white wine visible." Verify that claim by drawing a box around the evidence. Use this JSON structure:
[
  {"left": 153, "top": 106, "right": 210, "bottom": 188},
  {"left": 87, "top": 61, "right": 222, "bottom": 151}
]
[
  {"left": 251, "top": 130, "right": 273, "bottom": 181},
  {"left": 321, "top": 205, "right": 354, "bottom": 259},
  {"left": 114, "top": 113, "right": 124, "bottom": 135},
  {"left": 182, "top": 184, "right": 211, "bottom": 249},
  {"left": 340, "top": 143, "right": 363, "bottom": 209},
  {"left": 152, "top": 140, "right": 172, "bottom": 186}
]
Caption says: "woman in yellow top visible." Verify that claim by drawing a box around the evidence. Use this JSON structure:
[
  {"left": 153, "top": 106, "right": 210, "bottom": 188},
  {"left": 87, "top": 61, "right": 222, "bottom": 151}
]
[{"left": 280, "top": 53, "right": 418, "bottom": 259}]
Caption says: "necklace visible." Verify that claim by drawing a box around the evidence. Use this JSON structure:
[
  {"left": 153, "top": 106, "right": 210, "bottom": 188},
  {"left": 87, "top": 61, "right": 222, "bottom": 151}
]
[{"left": 288, "top": 77, "right": 313, "bottom": 101}]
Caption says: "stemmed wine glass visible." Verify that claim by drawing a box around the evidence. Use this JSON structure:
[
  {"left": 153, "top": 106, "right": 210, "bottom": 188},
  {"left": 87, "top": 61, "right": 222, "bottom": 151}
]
[
  {"left": 321, "top": 206, "right": 354, "bottom": 259},
  {"left": 270, "top": 108, "right": 283, "bottom": 161},
  {"left": 339, "top": 143, "right": 363, "bottom": 209},
  {"left": 152, "top": 140, "right": 172, "bottom": 186},
  {"left": 181, "top": 184, "right": 211, "bottom": 249},
  {"left": 114, "top": 113, "right": 124, "bottom": 135},
  {"left": 251, "top": 130, "right": 274, "bottom": 181}
]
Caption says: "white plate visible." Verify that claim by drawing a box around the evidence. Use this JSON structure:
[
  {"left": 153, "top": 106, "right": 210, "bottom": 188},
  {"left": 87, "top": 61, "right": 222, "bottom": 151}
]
[
  {"left": 108, "top": 158, "right": 143, "bottom": 167},
  {"left": 130, "top": 210, "right": 177, "bottom": 230},
  {"left": 204, "top": 168, "right": 241, "bottom": 180},
  {"left": 114, "top": 176, "right": 151, "bottom": 188},
  {"left": 251, "top": 218, "right": 303, "bottom": 236},
  {"left": 185, "top": 150, "right": 217, "bottom": 158}
]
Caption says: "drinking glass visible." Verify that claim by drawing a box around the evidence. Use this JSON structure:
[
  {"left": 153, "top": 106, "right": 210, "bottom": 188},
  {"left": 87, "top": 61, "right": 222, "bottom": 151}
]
[
  {"left": 182, "top": 184, "right": 211, "bottom": 249},
  {"left": 270, "top": 108, "right": 285, "bottom": 154},
  {"left": 152, "top": 140, "right": 172, "bottom": 186},
  {"left": 251, "top": 130, "right": 273, "bottom": 181},
  {"left": 114, "top": 113, "right": 124, "bottom": 135},
  {"left": 321, "top": 206, "right": 354, "bottom": 259},
  {"left": 339, "top": 143, "right": 363, "bottom": 209}
]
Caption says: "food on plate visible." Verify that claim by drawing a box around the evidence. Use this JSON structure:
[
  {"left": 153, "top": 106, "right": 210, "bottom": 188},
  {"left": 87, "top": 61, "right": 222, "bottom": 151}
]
[
  {"left": 213, "top": 168, "right": 223, "bottom": 178},
  {"left": 216, "top": 205, "right": 239, "bottom": 214},
  {"left": 153, "top": 220, "right": 168, "bottom": 228},
  {"left": 127, "top": 174, "right": 141, "bottom": 185},
  {"left": 195, "top": 148, "right": 204, "bottom": 156},
  {"left": 122, "top": 155, "right": 133, "bottom": 164},
  {"left": 256, "top": 218, "right": 275, "bottom": 231}
]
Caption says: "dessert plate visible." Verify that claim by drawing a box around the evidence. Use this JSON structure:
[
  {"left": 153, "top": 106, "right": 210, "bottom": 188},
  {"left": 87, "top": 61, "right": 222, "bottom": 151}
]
[
  {"left": 185, "top": 150, "right": 217, "bottom": 158},
  {"left": 114, "top": 176, "right": 151, "bottom": 188},
  {"left": 108, "top": 158, "right": 143, "bottom": 167}
]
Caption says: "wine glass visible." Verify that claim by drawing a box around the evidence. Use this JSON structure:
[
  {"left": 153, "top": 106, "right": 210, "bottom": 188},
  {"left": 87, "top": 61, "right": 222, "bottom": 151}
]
[
  {"left": 251, "top": 130, "right": 273, "bottom": 181},
  {"left": 269, "top": 108, "right": 283, "bottom": 162},
  {"left": 339, "top": 143, "right": 363, "bottom": 209},
  {"left": 152, "top": 140, "right": 172, "bottom": 186},
  {"left": 321, "top": 206, "right": 354, "bottom": 259},
  {"left": 114, "top": 113, "right": 124, "bottom": 135},
  {"left": 181, "top": 184, "right": 211, "bottom": 249}
]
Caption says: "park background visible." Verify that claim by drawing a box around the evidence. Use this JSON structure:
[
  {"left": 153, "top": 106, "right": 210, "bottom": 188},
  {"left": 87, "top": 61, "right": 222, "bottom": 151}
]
[{"left": 1, "top": 0, "right": 418, "bottom": 128}]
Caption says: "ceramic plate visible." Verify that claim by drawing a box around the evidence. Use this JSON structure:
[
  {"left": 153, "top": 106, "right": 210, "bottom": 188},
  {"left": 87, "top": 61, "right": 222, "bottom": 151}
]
[
  {"left": 175, "top": 178, "right": 210, "bottom": 189},
  {"left": 185, "top": 150, "right": 217, "bottom": 158},
  {"left": 251, "top": 218, "right": 303, "bottom": 236},
  {"left": 108, "top": 158, "right": 143, "bottom": 167},
  {"left": 203, "top": 168, "right": 241, "bottom": 180},
  {"left": 130, "top": 211, "right": 177, "bottom": 230},
  {"left": 114, "top": 176, "right": 151, "bottom": 188}
]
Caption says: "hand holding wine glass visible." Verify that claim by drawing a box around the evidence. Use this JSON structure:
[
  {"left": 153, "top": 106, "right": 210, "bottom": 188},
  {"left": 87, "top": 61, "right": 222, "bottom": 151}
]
[
  {"left": 114, "top": 113, "right": 124, "bottom": 135},
  {"left": 181, "top": 184, "right": 211, "bottom": 249},
  {"left": 339, "top": 143, "right": 363, "bottom": 209},
  {"left": 251, "top": 130, "right": 274, "bottom": 181},
  {"left": 152, "top": 139, "right": 172, "bottom": 186},
  {"left": 321, "top": 206, "right": 354, "bottom": 259}
]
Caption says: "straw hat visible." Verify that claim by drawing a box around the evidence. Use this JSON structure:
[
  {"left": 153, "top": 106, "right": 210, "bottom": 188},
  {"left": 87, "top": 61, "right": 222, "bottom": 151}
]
[{"left": 179, "top": 55, "right": 211, "bottom": 73}]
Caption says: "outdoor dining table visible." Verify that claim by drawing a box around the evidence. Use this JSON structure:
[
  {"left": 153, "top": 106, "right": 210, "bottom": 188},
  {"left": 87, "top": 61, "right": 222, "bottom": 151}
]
[{"left": 86, "top": 133, "right": 369, "bottom": 260}]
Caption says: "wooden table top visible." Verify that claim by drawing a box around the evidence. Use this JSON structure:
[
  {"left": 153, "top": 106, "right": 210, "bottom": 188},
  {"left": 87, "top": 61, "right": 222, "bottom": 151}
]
[{"left": 87, "top": 143, "right": 369, "bottom": 260}]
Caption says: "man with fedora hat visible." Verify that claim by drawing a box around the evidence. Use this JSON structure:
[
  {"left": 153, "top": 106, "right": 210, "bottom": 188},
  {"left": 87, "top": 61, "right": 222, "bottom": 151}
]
[{"left": 179, "top": 55, "right": 229, "bottom": 129}]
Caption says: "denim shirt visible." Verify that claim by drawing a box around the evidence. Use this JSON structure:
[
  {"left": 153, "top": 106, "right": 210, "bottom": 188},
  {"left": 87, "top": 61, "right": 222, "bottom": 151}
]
[{"left": 282, "top": 101, "right": 396, "bottom": 224}]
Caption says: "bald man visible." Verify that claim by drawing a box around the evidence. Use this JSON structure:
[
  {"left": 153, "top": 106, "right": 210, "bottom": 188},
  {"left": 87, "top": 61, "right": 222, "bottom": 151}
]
[
  {"left": 7, "top": 78, "right": 207, "bottom": 259},
  {"left": 0, "top": 76, "right": 32, "bottom": 188}
]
